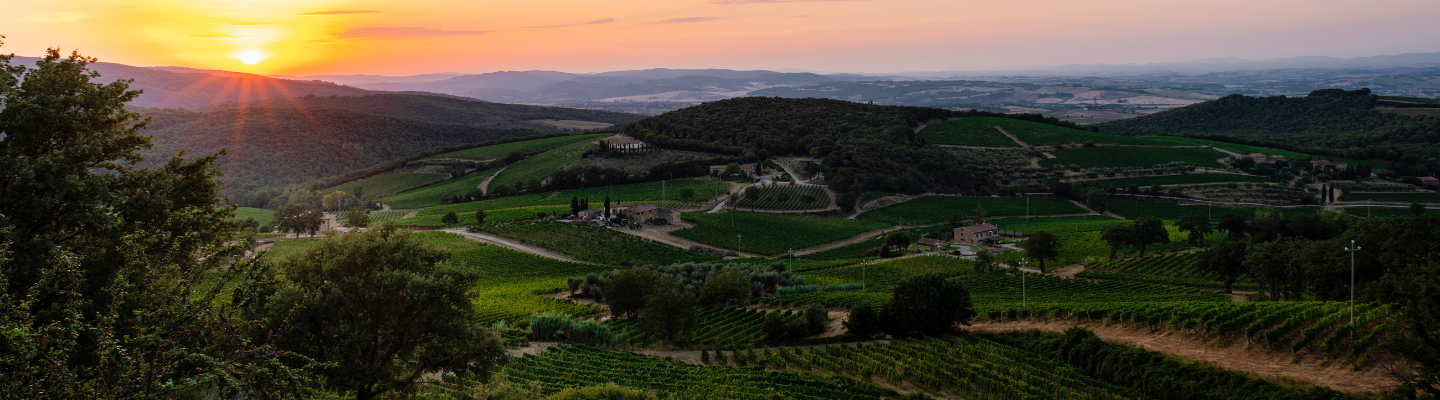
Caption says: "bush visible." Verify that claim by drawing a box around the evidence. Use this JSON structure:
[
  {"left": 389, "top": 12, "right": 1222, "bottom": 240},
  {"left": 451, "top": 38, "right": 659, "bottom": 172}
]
[
  {"left": 843, "top": 303, "right": 882, "bottom": 338},
  {"left": 543, "top": 383, "right": 657, "bottom": 400},
  {"left": 804, "top": 304, "right": 830, "bottom": 335},
  {"left": 882, "top": 273, "right": 976, "bottom": 335}
]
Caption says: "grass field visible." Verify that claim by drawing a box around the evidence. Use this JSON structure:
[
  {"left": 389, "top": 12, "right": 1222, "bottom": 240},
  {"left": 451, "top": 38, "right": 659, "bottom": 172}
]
[
  {"left": 802, "top": 255, "right": 975, "bottom": 287},
  {"left": 1086, "top": 173, "right": 1267, "bottom": 187},
  {"left": 324, "top": 173, "right": 449, "bottom": 199},
  {"left": 1040, "top": 146, "right": 1228, "bottom": 169},
  {"left": 233, "top": 207, "right": 275, "bottom": 226},
  {"left": 426, "top": 134, "right": 609, "bottom": 161},
  {"left": 673, "top": 211, "right": 889, "bottom": 255},
  {"left": 395, "top": 205, "right": 570, "bottom": 227},
  {"left": 734, "top": 184, "right": 831, "bottom": 210},
  {"left": 991, "top": 118, "right": 1159, "bottom": 146},
  {"left": 1338, "top": 192, "right": 1440, "bottom": 203},
  {"left": 1136, "top": 136, "right": 1386, "bottom": 169},
  {"left": 481, "top": 221, "right": 721, "bottom": 265},
  {"left": 1379, "top": 96, "right": 1440, "bottom": 104},
  {"left": 917, "top": 117, "right": 1023, "bottom": 147},
  {"left": 414, "top": 179, "right": 730, "bottom": 218},
  {"left": 1106, "top": 198, "right": 1262, "bottom": 220},
  {"left": 488, "top": 140, "right": 598, "bottom": 192},
  {"left": 857, "top": 195, "right": 1086, "bottom": 225},
  {"left": 988, "top": 215, "right": 1196, "bottom": 266},
  {"left": 375, "top": 168, "right": 498, "bottom": 209}
]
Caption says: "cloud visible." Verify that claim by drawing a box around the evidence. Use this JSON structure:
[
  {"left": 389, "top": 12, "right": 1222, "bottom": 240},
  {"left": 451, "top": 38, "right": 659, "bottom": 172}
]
[
  {"left": 654, "top": 17, "right": 723, "bottom": 24},
  {"left": 336, "top": 27, "right": 492, "bottom": 40},
  {"left": 189, "top": 33, "right": 243, "bottom": 39},
  {"left": 297, "top": 10, "right": 381, "bottom": 16},
  {"left": 709, "top": 0, "right": 863, "bottom": 3},
  {"left": 18, "top": 12, "right": 90, "bottom": 24},
  {"left": 531, "top": 17, "right": 615, "bottom": 29},
  {"left": 225, "top": 22, "right": 281, "bottom": 26}
]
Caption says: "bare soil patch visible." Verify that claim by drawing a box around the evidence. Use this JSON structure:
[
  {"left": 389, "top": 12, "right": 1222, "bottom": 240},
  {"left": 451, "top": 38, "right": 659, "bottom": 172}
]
[{"left": 966, "top": 320, "right": 1397, "bottom": 394}]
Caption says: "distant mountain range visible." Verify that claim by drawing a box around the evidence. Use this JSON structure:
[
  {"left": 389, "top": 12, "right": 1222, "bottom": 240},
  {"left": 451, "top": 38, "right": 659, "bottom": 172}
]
[
  {"left": 9, "top": 57, "right": 373, "bottom": 109},
  {"left": 907, "top": 51, "right": 1440, "bottom": 77}
]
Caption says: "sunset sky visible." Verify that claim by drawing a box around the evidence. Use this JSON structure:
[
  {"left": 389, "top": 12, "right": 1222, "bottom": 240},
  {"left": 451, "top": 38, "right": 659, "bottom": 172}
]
[{"left": 5, "top": 0, "right": 1439, "bottom": 76}]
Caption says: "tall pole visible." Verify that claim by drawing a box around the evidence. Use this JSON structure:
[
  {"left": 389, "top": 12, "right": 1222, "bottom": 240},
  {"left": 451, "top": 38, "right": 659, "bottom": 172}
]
[
  {"left": 662, "top": 180, "right": 666, "bottom": 208},
  {"left": 1344, "top": 240, "right": 1362, "bottom": 328},
  {"left": 737, "top": 234, "right": 742, "bottom": 254},
  {"left": 1026, "top": 196, "right": 1030, "bottom": 221},
  {"left": 1019, "top": 259, "right": 1029, "bottom": 308}
]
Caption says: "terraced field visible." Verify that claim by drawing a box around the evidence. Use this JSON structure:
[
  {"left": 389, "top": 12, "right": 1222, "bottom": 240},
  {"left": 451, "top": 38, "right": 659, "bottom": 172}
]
[
  {"left": 1087, "top": 173, "right": 1267, "bottom": 187},
  {"left": 374, "top": 168, "right": 498, "bottom": 209},
  {"left": 857, "top": 195, "right": 1086, "bottom": 225},
  {"left": 1106, "top": 198, "right": 1262, "bottom": 220},
  {"left": 488, "top": 139, "right": 599, "bottom": 192},
  {"left": 426, "top": 133, "right": 609, "bottom": 160},
  {"left": 917, "top": 117, "right": 1023, "bottom": 147},
  {"left": 323, "top": 173, "right": 448, "bottom": 199},
  {"left": 673, "top": 211, "right": 889, "bottom": 255},
  {"left": 734, "top": 184, "right": 831, "bottom": 210},
  {"left": 1040, "top": 147, "right": 1228, "bottom": 169},
  {"left": 481, "top": 221, "right": 721, "bottom": 265}
]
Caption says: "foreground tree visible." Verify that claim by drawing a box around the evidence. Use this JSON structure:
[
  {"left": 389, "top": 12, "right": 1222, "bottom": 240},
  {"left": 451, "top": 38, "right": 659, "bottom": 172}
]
[
  {"left": 1196, "top": 240, "right": 1248, "bottom": 293},
  {"left": 606, "top": 268, "right": 659, "bottom": 318},
  {"left": 1175, "top": 212, "right": 1214, "bottom": 245},
  {"left": 1217, "top": 214, "right": 1248, "bottom": 240},
  {"left": 882, "top": 273, "right": 976, "bottom": 335},
  {"left": 275, "top": 202, "right": 323, "bottom": 237},
  {"left": 1022, "top": 231, "right": 1061, "bottom": 273},
  {"left": 843, "top": 303, "right": 883, "bottom": 338},
  {"left": 1131, "top": 217, "right": 1171, "bottom": 256},
  {"left": 0, "top": 45, "right": 307, "bottom": 396},
  {"left": 698, "top": 268, "right": 749, "bottom": 306},
  {"left": 1100, "top": 223, "right": 1133, "bottom": 259},
  {"left": 639, "top": 279, "right": 697, "bottom": 345},
  {"left": 247, "top": 224, "right": 507, "bottom": 400}
]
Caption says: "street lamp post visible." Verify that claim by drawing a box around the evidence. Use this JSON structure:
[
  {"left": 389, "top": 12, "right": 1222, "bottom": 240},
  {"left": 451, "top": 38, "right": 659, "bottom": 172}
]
[
  {"left": 737, "top": 234, "right": 742, "bottom": 254},
  {"left": 1018, "top": 259, "right": 1029, "bottom": 308},
  {"left": 1344, "top": 240, "right": 1362, "bottom": 328},
  {"left": 788, "top": 248, "right": 794, "bottom": 271}
]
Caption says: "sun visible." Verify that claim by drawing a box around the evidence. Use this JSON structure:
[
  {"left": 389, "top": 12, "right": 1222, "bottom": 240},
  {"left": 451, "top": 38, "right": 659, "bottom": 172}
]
[{"left": 239, "top": 50, "right": 264, "bottom": 66}]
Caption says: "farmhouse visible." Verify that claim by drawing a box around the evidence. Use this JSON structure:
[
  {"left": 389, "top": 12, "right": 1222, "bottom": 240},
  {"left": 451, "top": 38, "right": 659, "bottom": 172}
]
[
  {"left": 1244, "top": 153, "right": 1268, "bottom": 164},
  {"left": 1312, "top": 160, "right": 1349, "bottom": 171},
  {"left": 625, "top": 204, "right": 677, "bottom": 224},
  {"left": 1421, "top": 176, "right": 1439, "bottom": 189},
  {"left": 710, "top": 164, "right": 759, "bottom": 177},
  {"left": 954, "top": 223, "right": 1001, "bottom": 245}
]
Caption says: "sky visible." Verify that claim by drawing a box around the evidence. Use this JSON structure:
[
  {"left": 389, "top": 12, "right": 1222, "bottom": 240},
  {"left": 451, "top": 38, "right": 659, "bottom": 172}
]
[{"left": 4, "top": 0, "right": 1440, "bottom": 76}]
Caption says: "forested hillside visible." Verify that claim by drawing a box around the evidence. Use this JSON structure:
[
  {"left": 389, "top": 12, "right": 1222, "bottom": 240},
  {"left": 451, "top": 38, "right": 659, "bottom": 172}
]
[
  {"left": 139, "top": 106, "right": 536, "bottom": 195},
  {"left": 1097, "top": 89, "right": 1440, "bottom": 174},
  {"left": 618, "top": 97, "right": 1088, "bottom": 209},
  {"left": 207, "top": 94, "right": 642, "bottom": 130}
]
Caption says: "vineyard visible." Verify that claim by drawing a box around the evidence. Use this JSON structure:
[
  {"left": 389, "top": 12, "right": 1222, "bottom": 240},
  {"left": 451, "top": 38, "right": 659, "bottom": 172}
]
[
  {"left": 481, "top": 221, "right": 721, "bottom": 265},
  {"left": 985, "top": 215, "right": 1195, "bottom": 265},
  {"left": 672, "top": 211, "right": 889, "bottom": 255},
  {"left": 1087, "top": 173, "right": 1267, "bottom": 188},
  {"left": 733, "top": 184, "right": 832, "bottom": 210},
  {"left": 323, "top": 173, "right": 448, "bottom": 199},
  {"left": 395, "top": 205, "right": 570, "bottom": 227},
  {"left": 1337, "top": 192, "right": 1440, "bottom": 202},
  {"left": 992, "top": 119, "right": 1165, "bottom": 147},
  {"left": 1084, "top": 252, "right": 1259, "bottom": 290},
  {"left": 802, "top": 255, "right": 975, "bottom": 287},
  {"left": 374, "top": 168, "right": 498, "bottom": 209},
  {"left": 427, "top": 133, "right": 609, "bottom": 161},
  {"left": 488, "top": 139, "right": 599, "bottom": 192},
  {"left": 1106, "top": 198, "right": 1262, "bottom": 220},
  {"left": 1040, "top": 147, "right": 1229, "bottom": 169},
  {"left": 503, "top": 344, "right": 896, "bottom": 399},
  {"left": 414, "top": 178, "right": 729, "bottom": 218},
  {"left": 606, "top": 308, "right": 804, "bottom": 345},
  {"left": 449, "top": 242, "right": 613, "bottom": 325},
  {"left": 917, "top": 117, "right": 1024, "bottom": 147},
  {"left": 857, "top": 195, "right": 1087, "bottom": 225}
]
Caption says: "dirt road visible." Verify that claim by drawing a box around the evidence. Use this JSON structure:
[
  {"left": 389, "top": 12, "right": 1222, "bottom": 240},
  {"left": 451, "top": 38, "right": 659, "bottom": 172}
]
[{"left": 442, "top": 228, "right": 579, "bottom": 262}]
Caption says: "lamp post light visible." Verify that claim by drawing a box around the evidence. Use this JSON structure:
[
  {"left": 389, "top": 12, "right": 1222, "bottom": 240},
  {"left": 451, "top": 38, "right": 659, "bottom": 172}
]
[
  {"left": 788, "top": 248, "right": 794, "bottom": 271},
  {"left": 737, "top": 234, "right": 742, "bottom": 254},
  {"left": 1344, "top": 240, "right": 1362, "bottom": 328}
]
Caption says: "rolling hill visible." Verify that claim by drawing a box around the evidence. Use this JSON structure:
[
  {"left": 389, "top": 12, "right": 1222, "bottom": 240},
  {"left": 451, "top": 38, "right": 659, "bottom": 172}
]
[{"left": 205, "top": 93, "right": 642, "bottom": 130}]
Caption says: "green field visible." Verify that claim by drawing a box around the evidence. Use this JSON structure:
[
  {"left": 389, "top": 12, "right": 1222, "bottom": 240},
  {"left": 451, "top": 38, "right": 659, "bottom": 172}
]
[
  {"left": 857, "top": 195, "right": 1086, "bottom": 225},
  {"left": 233, "top": 207, "right": 275, "bottom": 226},
  {"left": 1338, "top": 192, "right": 1440, "bottom": 203},
  {"left": 1135, "top": 136, "right": 1386, "bottom": 169},
  {"left": 426, "top": 133, "right": 609, "bottom": 160},
  {"left": 374, "top": 168, "right": 498, "bottom": 209},
  {"left": 802, "top": 255, "right": 975, "bottom": 287},
  {"left": 990, "top": 118, "right": 1160, "bottom": 146},
  {"left": 673, "top": 211, "right": 889, "bottom": 255},
  {"left": 1040, "top": 146, "right": 1228, "bottom": 169},
  {"left": 734, "top": 184, "right": 832, "bottom": 210},
  {"left": 481, "top": 221, "right": 721, "bottom": 265},
  {"left": 395, "top": 205, "right": 570, "bottom": 227},
  {"left": 414, "top": 179, "right": 730, "bottom": 218},
  {"left": 323, "top": 173, "right": 449, "bottom": 199},
  {"left": 1379, "top": 96, "right": 1440, "bottom": 104},
  {"left": 917, "top": 117, "right": 1023, "bottom": 147},
  {"left": 488, "top": 140, "right": 599, "bottom": 192},
  {"left": 985, "top": 215, "right": 1195, "bottom": 265},
  {"left": 1106, "top": 198, "right": 1262, "bottom": 220},
  {"left": 1086, "top": 173, "right": 1267, "bottom": 187}
]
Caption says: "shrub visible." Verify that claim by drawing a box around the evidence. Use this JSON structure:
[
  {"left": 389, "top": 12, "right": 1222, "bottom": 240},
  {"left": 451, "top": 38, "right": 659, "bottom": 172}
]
[
  {"left": 882, "top": 273, "right": 976, "bottom": 335},
  {"left": 804, "top": 304, "right": 830, "bottom": 335},
  {"left": 844, "top": 303, "right": 882, "bottom": 338}
]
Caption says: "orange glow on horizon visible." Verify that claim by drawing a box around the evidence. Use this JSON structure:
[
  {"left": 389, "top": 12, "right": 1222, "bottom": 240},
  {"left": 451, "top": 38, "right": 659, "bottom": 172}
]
[{"left": 3, "top": 0, "right": 1440, "bottom": 76}]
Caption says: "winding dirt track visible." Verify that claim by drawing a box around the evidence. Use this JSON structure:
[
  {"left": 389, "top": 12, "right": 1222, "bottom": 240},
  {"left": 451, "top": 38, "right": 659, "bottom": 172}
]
[{"left": 966, "top": 320, "right": 1397, "bottom": 395}]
